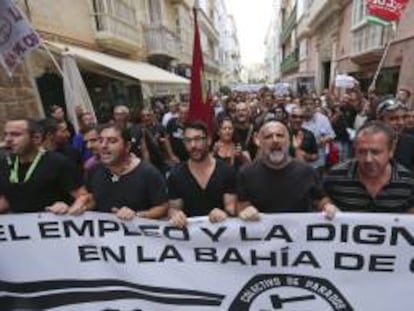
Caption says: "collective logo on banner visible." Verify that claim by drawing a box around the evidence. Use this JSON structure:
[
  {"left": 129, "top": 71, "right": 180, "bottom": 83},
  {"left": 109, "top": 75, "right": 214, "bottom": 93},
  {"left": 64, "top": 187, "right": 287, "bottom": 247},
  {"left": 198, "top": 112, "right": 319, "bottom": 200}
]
[
  {"left": 0, "top": 0, "right": 41, "bottom": 76},
  {"left": 229, "top": 274, "right": 353, "bottom": 311}
]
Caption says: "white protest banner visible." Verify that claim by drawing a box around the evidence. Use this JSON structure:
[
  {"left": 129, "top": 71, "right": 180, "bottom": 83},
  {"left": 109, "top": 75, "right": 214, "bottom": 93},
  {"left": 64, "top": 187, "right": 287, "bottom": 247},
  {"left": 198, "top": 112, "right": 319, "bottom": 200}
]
[
  {"left": 335, "top": 74, "right": 356, "bottom": 89},
  {"left": 1, "top": 212, "right": 414, "bottom": 310},
  {"left": 0, "top": 0, "right": 41, "bottom": 76}
]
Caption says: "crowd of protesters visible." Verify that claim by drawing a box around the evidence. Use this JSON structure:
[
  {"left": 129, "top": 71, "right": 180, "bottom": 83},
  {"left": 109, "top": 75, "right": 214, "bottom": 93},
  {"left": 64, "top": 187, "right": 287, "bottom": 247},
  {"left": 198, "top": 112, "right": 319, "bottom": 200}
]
[{"left": 1, "top": 83, "right": 414, "bottom": 224}]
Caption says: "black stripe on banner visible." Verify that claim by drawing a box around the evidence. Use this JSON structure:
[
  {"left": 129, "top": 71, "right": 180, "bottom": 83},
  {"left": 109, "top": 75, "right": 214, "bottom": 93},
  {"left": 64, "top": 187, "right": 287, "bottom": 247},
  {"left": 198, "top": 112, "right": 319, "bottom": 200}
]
[
  {"left": 0, "top": 279, "right": 224, "bottom": 300},
  {"left": 0, "top": 289, "right": 224, "bottom": 310}
]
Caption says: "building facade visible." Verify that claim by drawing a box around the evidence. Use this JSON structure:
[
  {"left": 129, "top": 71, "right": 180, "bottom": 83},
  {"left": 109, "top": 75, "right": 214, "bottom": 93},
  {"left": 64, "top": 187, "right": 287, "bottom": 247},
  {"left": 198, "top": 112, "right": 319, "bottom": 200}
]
[
  {"left": 0, "top": 0, "right": 238, "bottom": 132},
  {"left": 218, "top": 11, "right": 241, "bottom": 87},
  {"left": 276, "top": 0, "right": 414, "bottom": 99},
  {"left": 336, "top": 0, "right": 414, "bottom": 99},
  {"left": 264, "top": 0, "right": 282, "bottom": 84}
]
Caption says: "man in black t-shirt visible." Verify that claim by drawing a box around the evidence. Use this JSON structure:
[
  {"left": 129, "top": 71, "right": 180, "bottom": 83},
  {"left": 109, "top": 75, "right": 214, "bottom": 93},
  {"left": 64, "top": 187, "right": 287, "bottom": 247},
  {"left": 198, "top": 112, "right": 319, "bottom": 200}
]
[
  {"left": 237, "top": 120, "right": 336, "bottom": 220},
  {"left": 167, "top": 121, "right": 237, "bottom": 228},
  {"left": 86, "top": 124, "right": 168, "bottom": 220},
  {"left": 0, "top": 119, "right": 93, "bottom": 214},
  {"left": 165, "top": 104, "right": 189, "bottom": 163},
  {"left": 40, "top": 118, "right": 83, "bottom": 173},
  {"left": 289, "top": 107, "right": 318, "bottom": 163}
]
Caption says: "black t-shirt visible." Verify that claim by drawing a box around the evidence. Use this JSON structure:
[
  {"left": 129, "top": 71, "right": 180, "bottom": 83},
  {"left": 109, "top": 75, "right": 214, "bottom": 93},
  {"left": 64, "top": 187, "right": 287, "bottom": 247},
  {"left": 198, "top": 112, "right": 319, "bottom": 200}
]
[
  {"left": 167, "top": 160, "right": 236, "bottom": 217},
  {"left": 128, "top": 123, "right": 144, "bottom": 157},
  {"left": 237, "top": 160, "right": 323, "bottom": 213},
  {"left": 233, "top": 124, "right": 257, "bottom": 158},
  {"left": 0, "top": 151, "right": 83, "bottom": 213},
  {"left": 56, "top": 144, "right": 83, "bottom": 174},
  {"left": 166, "top": 118, "right": 188, "bottom": 161},
  {"left": 86, "top": 160, "right": 168, "bottom": 212},
  {"left": 290, "top": 128, "right": 318, "bottom": 157}
]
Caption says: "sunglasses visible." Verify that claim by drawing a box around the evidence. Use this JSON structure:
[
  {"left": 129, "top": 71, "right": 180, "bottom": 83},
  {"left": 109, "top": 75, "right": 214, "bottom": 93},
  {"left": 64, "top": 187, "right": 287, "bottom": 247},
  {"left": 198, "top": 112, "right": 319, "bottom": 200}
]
[
  {"left": 377, "top": 99, "right": 407, "bottom": 116},
  {"left": 291, "top": 114, "right": 304, "bottom": 119}
]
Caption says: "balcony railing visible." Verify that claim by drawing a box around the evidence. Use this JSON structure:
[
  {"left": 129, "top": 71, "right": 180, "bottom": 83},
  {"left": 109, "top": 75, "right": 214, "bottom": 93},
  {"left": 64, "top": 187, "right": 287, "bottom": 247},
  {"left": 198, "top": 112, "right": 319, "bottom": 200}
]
[
  {"left": 352, "top": 23, "right": 392, "bottom": 55},
  {"left": 280, "top": 47, "right": 299, "bottom": 74},
  {"left": 280, "top": 5, "right": 296, "bottom": 44},
  {"left": 145, "top": 24, "right": 180, "bottom": 59},
  {"left": 91, "top": 0, "right": 142, "bottom": 53}
]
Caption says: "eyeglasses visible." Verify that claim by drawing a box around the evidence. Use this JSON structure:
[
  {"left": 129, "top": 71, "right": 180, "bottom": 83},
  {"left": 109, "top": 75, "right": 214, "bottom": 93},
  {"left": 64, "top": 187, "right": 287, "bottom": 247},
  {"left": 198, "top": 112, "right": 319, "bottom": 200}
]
[
  {"left": 377, "top": 99, "right": 407, "bottom": 116},
  {"left": 183, "top": 136, "right": 207, "bottom": 144},
  {"left": 291, "top": 114, "right": 304, "bottom": 119}
]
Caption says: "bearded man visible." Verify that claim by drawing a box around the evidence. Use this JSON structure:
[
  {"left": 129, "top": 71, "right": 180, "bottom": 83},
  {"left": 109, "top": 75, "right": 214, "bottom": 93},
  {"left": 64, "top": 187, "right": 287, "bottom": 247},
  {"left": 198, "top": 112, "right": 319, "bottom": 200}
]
[{"left": 236, "top": 120, "right": 336, "bottom": 220}]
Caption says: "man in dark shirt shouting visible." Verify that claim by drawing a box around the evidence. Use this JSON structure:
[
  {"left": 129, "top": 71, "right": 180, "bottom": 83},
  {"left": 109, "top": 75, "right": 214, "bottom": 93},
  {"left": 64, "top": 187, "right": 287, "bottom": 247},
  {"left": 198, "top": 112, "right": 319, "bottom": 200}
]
[{"left": 237, "top": 120, "right": 336, "bottom": 220}]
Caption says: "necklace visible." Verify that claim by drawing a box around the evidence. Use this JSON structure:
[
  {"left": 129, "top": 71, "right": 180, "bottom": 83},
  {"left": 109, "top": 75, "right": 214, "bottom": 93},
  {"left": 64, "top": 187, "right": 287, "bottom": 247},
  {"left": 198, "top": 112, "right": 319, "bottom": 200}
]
[{"left": 109, "top": 155, "right": 139, "bottom": 183}]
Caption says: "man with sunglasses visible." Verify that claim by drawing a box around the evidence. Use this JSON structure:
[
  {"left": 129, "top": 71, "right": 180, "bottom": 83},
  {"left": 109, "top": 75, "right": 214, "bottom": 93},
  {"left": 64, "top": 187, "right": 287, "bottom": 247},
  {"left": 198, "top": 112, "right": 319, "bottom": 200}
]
[
  {"left": 167, "top": 121, "right": 237, "bottom": 228},
  {"left": 289, "top": 107, "right": 318, "bottom": 163},
  {"left": 0, "top": 118, "right": 93, "bottom": 214},
  {"left": 377, "top": 98, "right": 414, "bottom": 171}
]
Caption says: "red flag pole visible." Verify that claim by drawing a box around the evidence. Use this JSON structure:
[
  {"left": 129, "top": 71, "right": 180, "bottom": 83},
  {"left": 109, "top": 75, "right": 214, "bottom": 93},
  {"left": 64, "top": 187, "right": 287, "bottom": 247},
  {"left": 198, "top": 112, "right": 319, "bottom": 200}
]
[{"left": 189, "top": 0, "right": 213, "bottom": 133}]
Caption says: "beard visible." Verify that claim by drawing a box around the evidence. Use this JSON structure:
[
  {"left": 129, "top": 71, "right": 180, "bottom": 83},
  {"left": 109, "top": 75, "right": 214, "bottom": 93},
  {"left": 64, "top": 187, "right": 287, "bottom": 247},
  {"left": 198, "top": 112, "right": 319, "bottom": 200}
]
[
  {"left": 262, "top": 148, "right": 290, "bottom": 170},
  {"left": 189, "top": 148, "right": 209, "bottom": 162},
  {"left": 267, "top": 149, "right": 287, "bottom": 164}
]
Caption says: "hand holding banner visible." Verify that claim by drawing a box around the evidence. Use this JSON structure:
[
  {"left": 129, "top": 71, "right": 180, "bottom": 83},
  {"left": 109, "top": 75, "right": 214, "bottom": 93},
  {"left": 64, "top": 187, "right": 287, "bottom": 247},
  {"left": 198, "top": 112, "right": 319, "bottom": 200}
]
[{"left": 2, "top": 212, "right": 414, "bottom": 310}]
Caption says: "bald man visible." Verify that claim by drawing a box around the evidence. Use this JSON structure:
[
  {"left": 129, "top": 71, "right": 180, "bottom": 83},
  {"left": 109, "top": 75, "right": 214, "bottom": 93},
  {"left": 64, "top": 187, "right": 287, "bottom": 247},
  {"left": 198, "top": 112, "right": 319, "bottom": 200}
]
[{"left": 237, "top": 120, "right": 335, "bottom": 220}]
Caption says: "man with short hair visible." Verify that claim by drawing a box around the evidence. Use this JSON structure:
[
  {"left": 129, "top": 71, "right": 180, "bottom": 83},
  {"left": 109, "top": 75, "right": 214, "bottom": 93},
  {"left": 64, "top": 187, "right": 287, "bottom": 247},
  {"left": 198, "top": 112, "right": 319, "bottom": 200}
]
[
  {"left": 49, "top": 105, "right": 75, "bottom": 139},
  {"left": 162, "top": 100, "right": 179, "bottom": 127},
  {"left": 86, "top": 124, "right": 168, "bottom": 220},
  {"left": 83, "top": 125, "right": 100, "bottom": 171},
  {"left": 165, "top": 104, "right": 189, "bottom": 163},
  {"left": 41, "top": 118, "right": 83, "bottom": 172},
  {"left": 324, "top": 121, "right": 414, "bottom": 213},
  {"left": 237, "top": 120, "right": 336, "bottom": 220},
  {"left": 289, "top": 107, "right": 318, "bottom": 163},
  {"left": 396, "top": 88, "right": 411, "bottom": 106},
  {"left": 0, "top": 118, "right": 93, "bottom": 214},
  {"left": 111, "top": 104, "right": 150, "bottom": 162},
  {"left": 233, "top": 102, "right": 256, "bottom": 157},
  {"left": 377, "top": 98, "right": 414, "bottom": 170},
  {"left": 167, "top": 121, "right": 237, "bottom": 228},
  {"left": 301, "top": 96, "right": 335, "bottom": 171}
]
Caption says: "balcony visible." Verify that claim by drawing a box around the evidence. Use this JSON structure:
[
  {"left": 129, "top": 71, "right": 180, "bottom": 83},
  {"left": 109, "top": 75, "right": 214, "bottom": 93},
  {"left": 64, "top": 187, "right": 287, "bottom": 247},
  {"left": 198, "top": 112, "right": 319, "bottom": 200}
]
[
  {"left": 280, "top": 5, "right": 296, "bottom": 44},
  {"left": 144, "top": 24, "right": 180, "bottom": 60},
  {"left": 280, "top": 47, "right": 299, "bottom": 74},
  {"left": 204, "top": 54, "right": 221, "bottom": 73},
  {"left": 91, "top": 0, "right": 143, "bottom": 54},
  {"left": 351, "top": 23, "right": 392, "bottom": 64}
]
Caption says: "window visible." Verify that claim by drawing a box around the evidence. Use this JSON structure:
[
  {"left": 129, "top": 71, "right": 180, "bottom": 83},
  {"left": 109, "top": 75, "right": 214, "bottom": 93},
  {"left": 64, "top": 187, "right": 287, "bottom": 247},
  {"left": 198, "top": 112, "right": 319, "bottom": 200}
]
[
  {"left": 352, "top": 23, "right": 391, "bottom": 53},
  {"left": 352, "top": 0, "right": 366, "bottom": 26},
  {"left": 299, "top": 39, "right": 308, "bottom": 60}
]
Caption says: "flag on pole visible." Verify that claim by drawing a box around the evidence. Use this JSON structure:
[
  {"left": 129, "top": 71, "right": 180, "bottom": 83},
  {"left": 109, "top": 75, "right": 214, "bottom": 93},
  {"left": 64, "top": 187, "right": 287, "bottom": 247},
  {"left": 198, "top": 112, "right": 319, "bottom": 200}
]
[
  {"left": 0, "top": 0, "right": 41, "bottom": 76},
  {"left": 189, "top": 3, "right": 213, "bottom": 133},
  {"left": 367, "top": 0, "right": 409, "bottom": 22}
]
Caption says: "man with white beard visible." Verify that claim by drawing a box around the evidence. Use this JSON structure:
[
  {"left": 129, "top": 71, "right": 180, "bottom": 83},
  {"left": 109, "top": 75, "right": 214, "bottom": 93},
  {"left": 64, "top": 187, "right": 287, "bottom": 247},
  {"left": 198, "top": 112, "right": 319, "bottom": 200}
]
[{"left": 236, "top": 120, "right": 336, "bottom": 220}]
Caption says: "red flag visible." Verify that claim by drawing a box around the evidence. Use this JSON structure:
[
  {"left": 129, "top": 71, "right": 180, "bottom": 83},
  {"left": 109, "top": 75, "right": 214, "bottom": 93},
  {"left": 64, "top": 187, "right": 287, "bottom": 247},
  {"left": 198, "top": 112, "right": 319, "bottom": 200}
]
[
  {"left": 367, "top": 0, "right": 409, "bottom": 22},
  {"left": 189, "top": 7, "right": 213, "bottom": 133}
]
